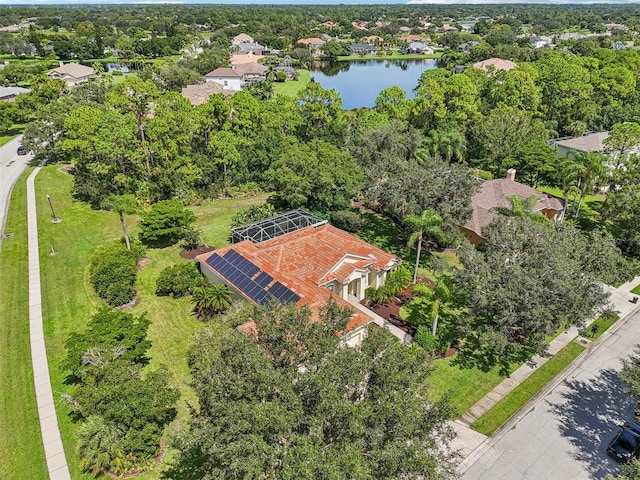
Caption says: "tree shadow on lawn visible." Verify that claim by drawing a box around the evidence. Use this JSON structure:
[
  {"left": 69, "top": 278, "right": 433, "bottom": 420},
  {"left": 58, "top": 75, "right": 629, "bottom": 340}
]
[{"left": 548, "top": 368, "right": 631, "bottom": 478}]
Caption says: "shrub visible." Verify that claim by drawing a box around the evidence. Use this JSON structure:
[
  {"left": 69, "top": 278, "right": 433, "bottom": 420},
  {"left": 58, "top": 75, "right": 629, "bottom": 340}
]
[
  {"left": 156, "top": 262, "right": 203, "bottom": 297},
  {"left": 330, "top": 210, "right": 364, "bottom": 233},
  {"left": 230, "top": 203, "right": 276, "bottom": 228},
  {"left": 89, "top": 241, "right": 144, "bottom": 306},
  {"left": 385, "top": 265, "right": 412, "bottom": 295},
  {"left": 138, "top": 200, "right": 196, "bottom": 246},
  {"left": 414, "top": 326, "right": 449, "bottom": 356},
  {"left": 365, "top": 285, "right": 393, "bottom": 306},
  {"left": 276, "top": 71, "right": 287, "bottom": 82},
  {"left": 180, "top": 227, "right": 203, "bottom": 251}
]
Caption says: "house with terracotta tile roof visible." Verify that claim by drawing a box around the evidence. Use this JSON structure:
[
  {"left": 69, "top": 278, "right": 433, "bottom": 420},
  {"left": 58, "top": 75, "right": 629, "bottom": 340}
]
[
  {"left": 197, "top": 211, "right": 401, "bottom": 345},
  {"left": 461, "top": 169, "right": 564, "bottom": 245}
]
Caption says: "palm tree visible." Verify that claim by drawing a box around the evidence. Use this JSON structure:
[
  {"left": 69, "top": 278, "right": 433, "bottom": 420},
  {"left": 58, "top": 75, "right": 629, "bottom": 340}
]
[
  {"left": 560, "top": 152, "right": 607, "bottom": 219},
  {"left": 192, "top": 284, "right": 232, "bottom": 320},
  {"left": 101, "top": 194, "right": 137, "bottom": 250},
  {"left": 77, "top": 415, "right": 127, "bottom": 476},
  {"left": 493, "top": 194, "right": 548, "bottom": 224},
  {"left": 403, "top": 209, "right": 445, "bottom": 284}
]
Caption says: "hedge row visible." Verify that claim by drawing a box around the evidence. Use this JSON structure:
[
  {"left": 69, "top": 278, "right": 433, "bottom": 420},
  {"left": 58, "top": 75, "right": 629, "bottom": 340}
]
[{"left": 88, "top": 241, "right": 145, "bottom": 306}]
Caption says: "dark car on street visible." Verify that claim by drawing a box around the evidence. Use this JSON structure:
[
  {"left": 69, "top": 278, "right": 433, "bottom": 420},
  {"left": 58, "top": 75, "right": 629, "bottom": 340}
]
[
  {"left": 608, "top": 422, "right": 640, "bottom": 463},
  {"left": 16, "top": 145, "right": 26, "bottom": 155}
]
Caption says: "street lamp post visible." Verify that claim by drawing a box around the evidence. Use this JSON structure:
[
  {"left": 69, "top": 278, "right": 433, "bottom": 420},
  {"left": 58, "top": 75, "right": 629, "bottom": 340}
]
[{"left": 46, "top": 194, "right": 60, "bottom": 223}]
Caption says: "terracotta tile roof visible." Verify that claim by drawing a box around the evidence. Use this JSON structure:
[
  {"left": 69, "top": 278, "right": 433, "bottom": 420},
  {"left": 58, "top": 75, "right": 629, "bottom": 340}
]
[
  {"left": 197, "top": 224, "right": 399, "bottom": 332},
  {"left": 230, "top": 53, "right": 265, "bottom": 65},
  {"left": 181, "top": 82, "right": 234, "bottom": 106},
  {"left": 234, "top": 62, "right": 268, "bottom": 75},
  {"left": 297, "top": 37, "right": 326, "bottom": 45},
  {"left": 464, "top": 178, "right": 564, "bottom": 240}
]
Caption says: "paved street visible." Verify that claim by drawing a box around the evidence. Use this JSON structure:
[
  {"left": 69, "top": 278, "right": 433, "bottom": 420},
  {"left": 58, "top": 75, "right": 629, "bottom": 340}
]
[
  {"left": 0, "top": 135, "right": 32, "bottom": 242},
  {"left": 463, "top": 307, "right": 640, "bottom": 480}
]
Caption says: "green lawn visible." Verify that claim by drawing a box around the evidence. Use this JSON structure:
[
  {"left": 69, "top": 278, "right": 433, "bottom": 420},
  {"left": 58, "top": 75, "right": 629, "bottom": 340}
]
[
  {"left": 537, "top": 185, "right": 605, "bottom": 230},
  {"left": 0, "top": 168, "right": 49, "bottom": 480},
  {"left": 471, "top": 341, "right": 585, "bottom": 436},
  {"left": 0, "top": 165, "right": 271, "bottom": 479},
  {"left": 273, "top": 69, "right": 311, "bottom": 97},
  {"left": 428, "top": 355, "right": 510, "bottom": 416},
  {"left": 0, "top": 125, "right": 26, "bottom": 147},
  {"left": 631, "top": 284, "right": 640, "bottom": 295},
  {"left": 584, "top": 312, "right": 620, "bottom": 341}
]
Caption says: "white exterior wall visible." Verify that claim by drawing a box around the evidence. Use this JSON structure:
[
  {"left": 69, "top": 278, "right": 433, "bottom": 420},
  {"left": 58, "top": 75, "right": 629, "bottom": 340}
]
[{"left": 205, "top": 75, "right": 242, "bottom": 91}]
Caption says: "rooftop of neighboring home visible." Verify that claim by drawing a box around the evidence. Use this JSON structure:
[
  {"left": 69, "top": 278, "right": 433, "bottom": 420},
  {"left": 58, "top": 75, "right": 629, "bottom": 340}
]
[
  {"left": 231, "top": 52, "right": 265, "bottom": 65},
  {"left": 0, "top": 86, "right": 30, "bottom": 100},
  {"left": 232, "top": 33, "right": 254, "bottom": 44},
  {"left": 181, "top": 82, "right": 233, "bottom": 106},
  {"left": 197, "top": 214, "right": 399, "bottom": 332},
  {"left": 234, "top": 62, "right": 268, "bottom": 76},
  {"left": 463, "top": 170, "right": 564, "bottom": 242},
  {"left": 48, "top": 62, "right": 95, "bottom": 79},
  {"left": 400, "top": 34, "right": 426, "bottom": 43},
  {"left": 297, "top": 37, "right": 326, "bottom": 46},
  {"left": 553, "top": 131, "right": 609, "bottom": 153},
  {"left": 205, "top": 67, "right": 242, "bottom": 78},
  {"left": 473, "top": 57, "right": 517, "bottom": 73}
]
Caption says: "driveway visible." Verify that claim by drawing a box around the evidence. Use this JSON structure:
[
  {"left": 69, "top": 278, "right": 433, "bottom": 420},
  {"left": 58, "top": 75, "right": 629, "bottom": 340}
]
[
  {"left": 0, "top": 135, "right": 33, "bottom": 244},
  {"left": 463, "top": 308, "right": 640, "bottom": 480}
]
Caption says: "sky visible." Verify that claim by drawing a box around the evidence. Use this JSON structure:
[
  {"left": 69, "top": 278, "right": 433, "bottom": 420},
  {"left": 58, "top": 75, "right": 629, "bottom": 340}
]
[{"left": 1, "top": 0, "right": 640, "bottom": 4}]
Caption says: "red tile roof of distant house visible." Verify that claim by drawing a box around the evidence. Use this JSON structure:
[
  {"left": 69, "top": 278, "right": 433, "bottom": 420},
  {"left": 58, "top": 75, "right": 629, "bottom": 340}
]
[
  {"left": 197, "top": 223, "right": 399, "bottom": 331},
  {"left": 297, "top": 37, "right": 326, "bottom": 46}
]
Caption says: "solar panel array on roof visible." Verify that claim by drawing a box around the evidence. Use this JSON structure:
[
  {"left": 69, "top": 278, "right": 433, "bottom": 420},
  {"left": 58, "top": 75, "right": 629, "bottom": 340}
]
[{"left": 206, "top": 249, "right": 300, "bottom": 306}]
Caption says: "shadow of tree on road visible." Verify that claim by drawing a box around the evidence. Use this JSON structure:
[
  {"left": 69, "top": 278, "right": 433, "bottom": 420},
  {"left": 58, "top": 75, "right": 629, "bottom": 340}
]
[{"left": 548, "top": 368, "right": 632, "bottom": 478}]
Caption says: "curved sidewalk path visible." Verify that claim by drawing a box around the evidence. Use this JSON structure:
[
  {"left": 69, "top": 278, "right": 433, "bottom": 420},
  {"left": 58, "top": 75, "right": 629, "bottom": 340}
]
[{"left": 27, "top": 165, "right": 71, "bottom": 480}]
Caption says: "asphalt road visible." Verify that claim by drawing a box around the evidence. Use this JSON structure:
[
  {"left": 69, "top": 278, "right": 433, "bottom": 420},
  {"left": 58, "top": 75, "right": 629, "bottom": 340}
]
[
  {"left": 0, "top": 135, "right": 33, "bottom": 244},
  {"left": 463, "top": 309, "right": 640, "bottom": 480}
]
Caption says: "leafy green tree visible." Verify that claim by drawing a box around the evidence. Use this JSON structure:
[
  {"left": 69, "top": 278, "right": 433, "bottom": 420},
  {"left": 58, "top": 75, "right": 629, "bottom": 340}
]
[
  {"left": 403, "top": 209, "right": 445, "bottom": 284},
  {"left": 77, "top": 416, "right": 128, "bottom": 477},
  {"left": 493, "top": 194, "right": 548, "bottom": 224},
  {"left": 169, "top": 301, "right": 458, "bottom": 479},
  {"left": 297, "top": 81, "right": 347, "bottom": 145},
  {"left": 101, "top": 194, "right": 137, "bottom": 250},
  {"left": 138, "top": 200, "right": 196, "bottom": 247},
  {"left": 192, "top": 284, "right": 232, "bottom": 320},
  {"left": 453, "top": 217, "right": 611, "bottom": 373},
  {"left": 265, "top": 139, "right": 362, "bottom": 211}
]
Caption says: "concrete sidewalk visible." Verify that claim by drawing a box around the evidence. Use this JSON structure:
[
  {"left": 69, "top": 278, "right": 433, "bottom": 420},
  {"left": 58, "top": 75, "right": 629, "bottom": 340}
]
[
  {"left": 27, "top": 166, "right": 71, "bottom": 480},
  {"left": 455, "top": 276, "right": 640, "bottom": 473}
]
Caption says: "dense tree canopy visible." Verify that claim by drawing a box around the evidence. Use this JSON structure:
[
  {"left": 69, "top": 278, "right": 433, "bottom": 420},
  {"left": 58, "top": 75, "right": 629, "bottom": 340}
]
[{"left": 169, "top": 300, "right": 458, "bottom": 479}]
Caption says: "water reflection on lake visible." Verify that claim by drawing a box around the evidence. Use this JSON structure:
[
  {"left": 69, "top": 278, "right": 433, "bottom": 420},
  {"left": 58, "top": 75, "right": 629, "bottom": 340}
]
[{"left": 309, "top": 59, "right": 437, "bottom": 110}]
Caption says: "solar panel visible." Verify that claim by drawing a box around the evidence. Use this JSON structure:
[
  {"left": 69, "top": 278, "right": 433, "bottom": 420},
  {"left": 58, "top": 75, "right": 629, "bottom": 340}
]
[
  {"left": 254, "top": 272, "right": 273, "bottom": 288},
  {"left": 206, "top": 254, "right": 222, "bottom": 268},
  {"left": 268, "top": 282, "right": 285, "bottom": 298}
]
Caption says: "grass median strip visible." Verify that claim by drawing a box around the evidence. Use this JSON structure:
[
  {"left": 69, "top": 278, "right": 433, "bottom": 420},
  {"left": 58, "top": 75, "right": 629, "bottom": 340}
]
[{"left": 471, "top": 341, "right": 586, "bottom": 436}]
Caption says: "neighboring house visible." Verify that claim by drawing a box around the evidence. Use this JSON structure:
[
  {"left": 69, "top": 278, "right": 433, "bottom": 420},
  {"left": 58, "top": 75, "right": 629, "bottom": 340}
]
[
  {"left": 181, "top": 82, "right": 233, "bottom": 106},
  {"left": 556, "top": 32, "right": 586, "bottom": 42},
  {"left": 461, "top": 169, "right": 564, "bottom": 245},
  {"left": 0, "top": 86, "right": 30, "bottom": 102},
  {"left": 350, "top": 43, "right": 378, "bottom": 55},
  {"left": 399, "top": 26, "right": 412, "bottom": 33},
  {"left": 235, "top": 62, "right": 268, "bottom": 86},
  {"left": 197, "top": 210, "right": 400, "bottom": 346},
  {"left": 297, "top": 37, "right": 326, "bottom": 47},
  {"left": 47, "top": 63, "right": 95, "bottom": 86},
  {"left": 400, "top": 34, "right": 425, "bottom": 43},
  {"left": 531, "top": 35, "right": 553, "bottom": 48},
  {"left": 473, "top": 57, "right": 517, "bottom": 73},
  {"left": 552, "top": 131, "right": 610, "bottom": 157},
  {"left": 458, "top": 41, "right": 479, "bottom": 52},
  {"left": 231, "top": 52, "right": 265, "bottom": 66},
  {"left": 231, "top": 33, "right": 254, "bottom": 46},
  {"left": 321, "top": 21, "right": 339, "bottom": 28},
  {"left": 237, "top": 42, "right": 269, "bottom": 55},
  {"left": 204, "top": 68, "right": 242, "bottom": 91},
  {"left": 404, "top": 42, "right": 434, "bottom": 55}
]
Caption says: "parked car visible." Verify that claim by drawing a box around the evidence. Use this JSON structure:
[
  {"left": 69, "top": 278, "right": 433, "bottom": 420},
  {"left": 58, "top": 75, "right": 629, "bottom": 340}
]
[
  {"left": 16, "top": 145, "right": 26, "bottom": 156},
  {"left": 608, "top": 422, "right": 640, "bottom": 463}
]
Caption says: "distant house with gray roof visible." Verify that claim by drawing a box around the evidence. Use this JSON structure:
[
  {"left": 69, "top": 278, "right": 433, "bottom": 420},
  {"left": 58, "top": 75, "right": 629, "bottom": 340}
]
[
  {"left": 552, "top": 132, "right": 610, "bottom": 157},
  {"left": 0, "top": 86, "right": 30, "bottom": 102},
  {"left": 48, "top": 63, "right": 95, "bottom": 86}
]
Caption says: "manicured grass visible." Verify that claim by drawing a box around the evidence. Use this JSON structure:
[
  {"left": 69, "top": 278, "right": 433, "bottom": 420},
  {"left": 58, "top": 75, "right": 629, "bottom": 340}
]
[
  {"left": 0, "top": 125, "right": 26, "bottom": 147},
  {"left": 9, "top": 167, "right": 270, "bottom": 479},
  {"left": 0, "top": 168, "right": 49, "bottom": 480},
  {"left": 631, "top": 284, "right": 640, "bottom": 295},
  {"left": 428, "top": 354, "right": 509, "bottom": 416},
  {"left": 337, "top": 52, "right": 442, "bottom": 61},
  {"left": 273, "top": 69, "right": 311, "bottom": 97},
  {"left": 471, "top": 341, "right": 586, "bottom": 436},
  {"left": 585, "top": 312, "right": 620, "bottom": 341}
]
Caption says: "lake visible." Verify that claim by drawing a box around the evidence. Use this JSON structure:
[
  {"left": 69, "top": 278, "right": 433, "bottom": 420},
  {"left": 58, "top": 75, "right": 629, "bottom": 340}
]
[{"left": 309, "top": 59, "right": 437, "bottom": 110}]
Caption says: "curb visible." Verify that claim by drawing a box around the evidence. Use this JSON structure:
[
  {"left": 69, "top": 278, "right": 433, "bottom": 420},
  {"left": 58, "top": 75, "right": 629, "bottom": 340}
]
[{"left": 459, "top": 299, "right": 640, "bottom": 474}]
